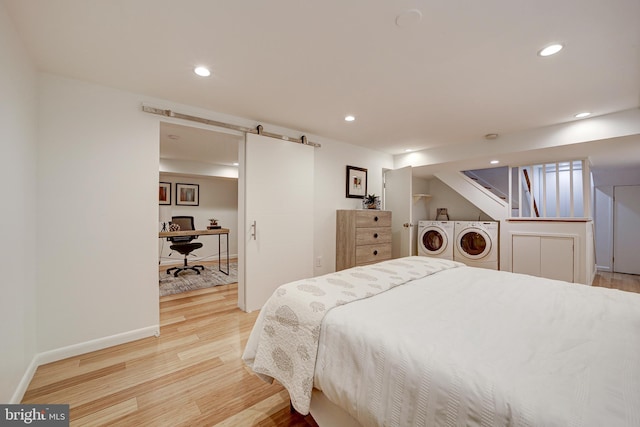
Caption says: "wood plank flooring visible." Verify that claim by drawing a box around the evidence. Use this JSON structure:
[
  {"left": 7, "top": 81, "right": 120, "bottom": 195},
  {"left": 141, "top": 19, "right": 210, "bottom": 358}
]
[
  {"left": 22, "top": 268, "right": 639, "bottom": 426},
  {"left": 592, "top": 270, "right": 640, "bottom": 293},
  {"left": 22, "top": 262, "right": 317, "bottom": 426}
]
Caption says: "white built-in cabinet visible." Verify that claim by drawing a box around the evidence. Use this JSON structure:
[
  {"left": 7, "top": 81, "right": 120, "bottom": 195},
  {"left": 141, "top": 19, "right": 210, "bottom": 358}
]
[
  {"left": 503, "top": 218, "right": 595, "bottom": 285},
  {"left": 512, "top": 234, "right": 574, "bottom": 282}
]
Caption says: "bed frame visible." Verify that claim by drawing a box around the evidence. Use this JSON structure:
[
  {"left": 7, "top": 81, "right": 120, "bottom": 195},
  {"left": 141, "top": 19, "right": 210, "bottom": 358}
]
[{"left": 308, "top": 389, "right": 360, "bottom": 427}]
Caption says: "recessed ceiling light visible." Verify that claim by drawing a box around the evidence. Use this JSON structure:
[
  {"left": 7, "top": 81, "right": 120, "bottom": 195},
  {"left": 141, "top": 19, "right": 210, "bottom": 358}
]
[
  {"left": 490, "top": 160, "right": 500, "bottom": 165},
  {"left": 232, "top": 162, "right": 239, "bottom": 166},
  {"left": 484, "top": 133, "right": 499, "bottom": 140},
  {"left": 167, "top": 134, "right": 180, "bottom": 140},
  {"left": 538, "top": 44, "right": 563, "bottom": 57},
  {"left": 395, "top": 9, "right": 422, "bottom": 28},
  {"left": 345, "top": 115, "right": 355, "bottom": 122},
  {"left": 574, "top": 112, "right": 591, "bottom": 118},
  {"left": 404, "top": 149, "right": 413, "bottom": 153},
  {"left": 194, "top": 66, "right": 211, "bottom": 77}
]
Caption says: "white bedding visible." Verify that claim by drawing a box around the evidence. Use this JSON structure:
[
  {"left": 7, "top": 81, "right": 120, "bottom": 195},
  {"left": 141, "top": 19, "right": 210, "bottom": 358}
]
[
  {"left": 242, "top": 257, "right": 463, "bottom": 414},
  {"left": 314, "top": 265, "right": 640, "bottom": 426}
]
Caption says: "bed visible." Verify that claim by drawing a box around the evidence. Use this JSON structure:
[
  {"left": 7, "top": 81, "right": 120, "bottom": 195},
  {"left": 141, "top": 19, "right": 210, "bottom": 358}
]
[{"left": 242, "top": 256, "right": 640, "bottom": 426}]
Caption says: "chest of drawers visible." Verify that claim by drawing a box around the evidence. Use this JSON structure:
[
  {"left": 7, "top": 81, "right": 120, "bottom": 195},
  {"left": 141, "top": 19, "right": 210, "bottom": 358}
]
[{"left": 336, "top": 209, "right": 392, "bottom": 271}]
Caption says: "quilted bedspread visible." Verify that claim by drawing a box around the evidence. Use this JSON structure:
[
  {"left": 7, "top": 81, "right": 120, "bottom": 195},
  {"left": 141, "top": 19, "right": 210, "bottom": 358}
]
[
  {"left": 242, "top": 256, "right": 463, "bottom": 414},
  {"left": 314, "top": 265, "right": 640, "bottom": 426}
]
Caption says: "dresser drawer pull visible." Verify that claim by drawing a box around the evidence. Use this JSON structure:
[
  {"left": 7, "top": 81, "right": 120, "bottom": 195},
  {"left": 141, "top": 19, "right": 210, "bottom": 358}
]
[
  {"left": 373, "top": 233, "right": 378, "bottom": 238},
  {"left": 373, "top": 250, "right": 378, "bottom": 256},
  {"left": 374, "top": 216, "right": 379, "bottom": 222}
]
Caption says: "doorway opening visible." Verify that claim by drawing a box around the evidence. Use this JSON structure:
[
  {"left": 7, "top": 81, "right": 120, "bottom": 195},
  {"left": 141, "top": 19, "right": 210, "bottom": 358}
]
[{"left": 158, "top": 121, "right": 242, "bottom": 299}]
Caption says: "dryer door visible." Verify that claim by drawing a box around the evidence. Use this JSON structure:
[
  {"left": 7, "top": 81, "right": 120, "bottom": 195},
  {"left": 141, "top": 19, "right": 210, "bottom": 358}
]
[
  {"left": 456, "top": 228, "right": 492, "bottom": 260},
  {"left": 419, "top": 226, "right": 449, "bottom": 256}
]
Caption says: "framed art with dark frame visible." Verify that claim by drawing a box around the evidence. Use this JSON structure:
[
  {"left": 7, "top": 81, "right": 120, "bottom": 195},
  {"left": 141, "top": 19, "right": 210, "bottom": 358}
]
[
  {"left": 159, "top": 182, "right": 171, "bottom": 205},
  {"left": 346, "top": 165, "right": 367, "bottom": 198},
  {"left": 176, "top": 183, "right": 199, "bottom": 206}
]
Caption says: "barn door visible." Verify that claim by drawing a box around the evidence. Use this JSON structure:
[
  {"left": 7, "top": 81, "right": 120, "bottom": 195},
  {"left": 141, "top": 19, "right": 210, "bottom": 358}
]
[{"left": 239, "top": 133, "right": 315, "bottom": 312}]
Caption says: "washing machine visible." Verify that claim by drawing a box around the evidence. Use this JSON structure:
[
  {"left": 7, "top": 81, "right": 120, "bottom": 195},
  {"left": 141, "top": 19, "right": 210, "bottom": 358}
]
[
  {"left": 453, "top": 221, "right": 499, "bottom": 269},
  {"left": 417, "top": 221, "right": 454, "bottom": 260}
]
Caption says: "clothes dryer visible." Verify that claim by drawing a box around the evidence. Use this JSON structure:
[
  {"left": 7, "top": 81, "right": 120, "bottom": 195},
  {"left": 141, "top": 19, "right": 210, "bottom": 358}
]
[
  {"left": 417, "top": 221, "right": 454, "bottom": 260},
  {"left": 453, "top": 221, "right": 499, "bottom": 269}
]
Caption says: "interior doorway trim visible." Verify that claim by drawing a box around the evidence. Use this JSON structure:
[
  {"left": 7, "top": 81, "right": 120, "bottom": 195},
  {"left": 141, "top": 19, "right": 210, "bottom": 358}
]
[{"left": 143, "top": 105, "right": 321, "bottom": 147}]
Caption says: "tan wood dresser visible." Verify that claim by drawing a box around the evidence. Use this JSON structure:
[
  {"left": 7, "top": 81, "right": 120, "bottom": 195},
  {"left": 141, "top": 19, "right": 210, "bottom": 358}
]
[{"left": 336, "top": 209, "right": 392, "bottom": 270}]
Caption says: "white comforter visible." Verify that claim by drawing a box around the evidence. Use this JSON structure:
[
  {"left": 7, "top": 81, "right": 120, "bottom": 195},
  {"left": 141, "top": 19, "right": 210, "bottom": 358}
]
[
  {"left": 243, "top": 257, "right": 463, "bottom": 414},
  {"left": 314, "top": 265, "right": 640, "bottom": 426}
]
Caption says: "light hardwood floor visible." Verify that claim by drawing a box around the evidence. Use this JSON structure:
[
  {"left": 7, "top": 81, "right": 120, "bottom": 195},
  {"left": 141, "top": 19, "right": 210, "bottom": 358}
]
[
  {"left": 592, "top": 270, "right": 640, "bottom": 293},
  {"left": 23, "top": 261, "right": 317, "bottom": 426},
  {"left": 22, "top": 268, "right": 639, "bottom": 426}
]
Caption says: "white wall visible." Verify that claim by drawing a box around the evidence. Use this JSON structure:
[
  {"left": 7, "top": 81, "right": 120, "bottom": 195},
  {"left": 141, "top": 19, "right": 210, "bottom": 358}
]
[
  {"left": 160, "top": 158, "right": 238, "bottom": 179},
  {"left": 159, "top": 174, "right": 238, "bottom": 263},
  {"left": 411, "top": 177, "right": 431, "bottom": 255},
  {"left": 412, "top": 177, "right": 430, "bottom": 223},
  {"left": 592, "top": 165, "right": 640, "bottom": 187},
  {"left": 0, "top": 2, "right": 38, "bottom": 403},
  {"left": 312, "top": 138, "right": 394, "bottom": 275},
  {"left": 427, "top": 178, "right": 492, "bottom": 221},
  {"left": 36, "top": 74, "right": 160, "bottom": 353},
  {"left": 1, "top": 49, "right": 392, "bottom": 401},
  {"left": 395, "top": 109, "right": 640, "bottom": 171}
]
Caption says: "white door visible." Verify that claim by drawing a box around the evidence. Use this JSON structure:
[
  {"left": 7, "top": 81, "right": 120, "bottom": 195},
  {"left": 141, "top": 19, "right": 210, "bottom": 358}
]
[
  {"left": 384, "top": 166, "right": 413, "bottom": 258},
  {"left": 613, "top": 185, "right": 640, "bottom": 275},
  {"left": 240, "top": 133, "right": 314, "bottom": 312}
]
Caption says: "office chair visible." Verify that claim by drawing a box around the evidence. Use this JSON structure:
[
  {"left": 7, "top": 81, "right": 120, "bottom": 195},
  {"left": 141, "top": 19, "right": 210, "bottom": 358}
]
[{"left": 166, "top": 216, "right": 205, "bottom": 277}]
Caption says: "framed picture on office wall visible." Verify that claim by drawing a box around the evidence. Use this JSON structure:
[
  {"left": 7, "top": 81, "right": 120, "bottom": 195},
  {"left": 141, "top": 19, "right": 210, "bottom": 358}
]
[
  {"left": 346, "top": 165, "right": 367, "bottom": 198},
  {"left": 176, "top": 183, "right": 199, "bottom": 206},
  {"left": 159, "top": 182, "right": 171, "bottom": 205}
]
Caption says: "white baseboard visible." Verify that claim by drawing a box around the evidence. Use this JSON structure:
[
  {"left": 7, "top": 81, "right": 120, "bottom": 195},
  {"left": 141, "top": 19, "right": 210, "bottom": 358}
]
[
  {"left": 596, "top": 265, "right": 611, "bottom": 272},
  {"left": 11, "top": 325, "right": 159, "bottom": 404},
  {"left": 10, "top": 356, "right": 40, "bottom": 404}
]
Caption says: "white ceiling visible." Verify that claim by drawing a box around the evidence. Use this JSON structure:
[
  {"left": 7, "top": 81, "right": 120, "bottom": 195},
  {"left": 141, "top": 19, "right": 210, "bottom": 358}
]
[
  {"left": 4, "top": 0, "right": 640, "bottom": 166},
  {"left": 160, "top": 122, "right": 240, "bottom": 166}
]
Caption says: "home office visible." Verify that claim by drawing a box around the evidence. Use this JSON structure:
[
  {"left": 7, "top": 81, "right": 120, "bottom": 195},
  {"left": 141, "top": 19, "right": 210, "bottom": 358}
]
[{"left": 158, "top": 122, "right": 240, "bottom": 295}]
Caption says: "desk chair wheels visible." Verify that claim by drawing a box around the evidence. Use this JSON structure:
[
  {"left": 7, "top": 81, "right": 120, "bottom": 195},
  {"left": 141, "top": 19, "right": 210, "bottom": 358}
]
[
  {"left": 166, "top": 262, "right": 205, "bottom": 277},
  {"left": 166, "top": 242, "right": 204, "bottom": 277}
]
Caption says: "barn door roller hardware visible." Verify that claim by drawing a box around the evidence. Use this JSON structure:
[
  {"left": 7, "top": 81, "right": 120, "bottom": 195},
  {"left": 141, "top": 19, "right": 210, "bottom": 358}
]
[{"left": 142, "top": 105, "right": 320, "bottom": 147}]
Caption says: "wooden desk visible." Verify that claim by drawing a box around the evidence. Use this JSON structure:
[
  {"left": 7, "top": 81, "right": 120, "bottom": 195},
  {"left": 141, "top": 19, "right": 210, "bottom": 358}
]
[{"left": 159, "top": 228, "right": 230, "bottom": 275}]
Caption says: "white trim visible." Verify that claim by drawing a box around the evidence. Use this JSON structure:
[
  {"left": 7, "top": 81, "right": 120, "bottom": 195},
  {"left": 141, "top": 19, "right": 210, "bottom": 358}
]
[
  {"left": 37, "top": 325, "right": 160, "bottom": 366},
  {"left": 555, "top": 163, "right": 560, "bottom": 217},
  {"left": 542, "top": 164, "right": 547, "bottom": 216},
  {"left": 10, "top": 357, "right": 40, "bottom": 404},
  {"left": 10, "top": 325, "right": 159, "bottom": 403},
  {"left": 518, "top": 167, "right": 523, "bottom": 217},
  {"left": 569, "top": 161, "right": 574, "bottom": 217}
]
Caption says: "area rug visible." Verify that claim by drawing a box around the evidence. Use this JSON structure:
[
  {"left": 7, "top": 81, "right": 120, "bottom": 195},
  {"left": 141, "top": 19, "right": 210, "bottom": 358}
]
[{"left": 159, "top": 262, "right": 238, "bottom": 297}]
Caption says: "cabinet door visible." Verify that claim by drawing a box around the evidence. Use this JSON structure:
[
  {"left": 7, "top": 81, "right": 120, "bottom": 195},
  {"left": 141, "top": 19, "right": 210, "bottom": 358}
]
[
  {"left": 512, "top": 234, "right": 575, "bottom": 282},
  {"left": 512, "top": 235, "right": 541, "bottom": 276},
  {"left": 541, "top": 237, "right": 574, "bottom": 282}
]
